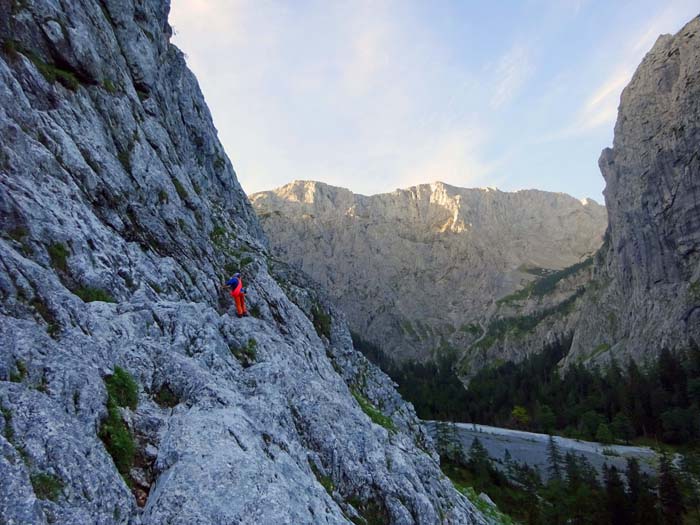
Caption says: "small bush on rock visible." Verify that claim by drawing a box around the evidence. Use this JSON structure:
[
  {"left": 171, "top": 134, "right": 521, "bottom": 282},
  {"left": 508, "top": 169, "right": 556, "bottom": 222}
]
[
  {"left": 154, "top": 384, "right": 179, "bottom": 408},
  {"left": 105, "top": 366, "right": 138, "bottom": 410},
  {"left": 100, "top": 367, "right": 138, "bottom": 481},
  {"left": 311, "top": 303, "right": 331, "bottom": 339},
  {"left": 230, "top": 338, "right": 257, "bottom": 368},
  {"left": 30, "top": 473, "right": 64, "bottom": 501},
  {"left": 48, "top": 242, "right": 69, "bottom": 272}
]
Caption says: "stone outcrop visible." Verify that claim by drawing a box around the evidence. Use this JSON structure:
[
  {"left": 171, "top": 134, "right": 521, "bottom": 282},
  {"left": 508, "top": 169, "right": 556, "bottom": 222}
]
[
  {"left": 251, "top": 181, "right": 606, "bottom": 363},
  {"left": 0, "top": 1, "right": 487, "bottom": 523}
]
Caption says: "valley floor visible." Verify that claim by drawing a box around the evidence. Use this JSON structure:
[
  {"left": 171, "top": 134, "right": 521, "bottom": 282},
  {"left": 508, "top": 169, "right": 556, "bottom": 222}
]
[{"left": 425, "top": 421, "right": 658, "bottom": 479}]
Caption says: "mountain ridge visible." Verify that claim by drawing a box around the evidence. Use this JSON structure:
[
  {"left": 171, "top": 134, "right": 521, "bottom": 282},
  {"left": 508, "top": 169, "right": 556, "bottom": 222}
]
[{"left": 251, "top": 179, "right": 607, "bottom": 365}]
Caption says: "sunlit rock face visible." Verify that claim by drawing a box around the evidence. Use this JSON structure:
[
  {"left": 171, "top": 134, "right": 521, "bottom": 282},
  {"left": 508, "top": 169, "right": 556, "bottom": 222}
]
[
  {"left": 0, "top": 1, "right": 488, "bottom": 523},
  {"left": 252, "top": 180, "right": 606, "bottom": 364}
]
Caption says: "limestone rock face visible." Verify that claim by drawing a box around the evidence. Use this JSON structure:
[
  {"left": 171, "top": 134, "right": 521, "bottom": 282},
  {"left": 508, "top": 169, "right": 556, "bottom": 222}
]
[
  {"left": 251, "top": 181, "right": 606, "bottom": 362},
  {"left": 0, "top": 1, "right": 486, "bottom": 523},
  {"left": 563, "top": 15, "right": 700, "bottom": 365}
]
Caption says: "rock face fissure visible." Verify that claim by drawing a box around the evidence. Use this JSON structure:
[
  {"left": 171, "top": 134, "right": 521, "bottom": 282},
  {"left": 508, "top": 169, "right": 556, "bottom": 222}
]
[
  {"left": 0, "top": 2, "right": 486, "bottom": 524},
  {"left": 251, "top": 180, "right": 606, "bottom": 366}
]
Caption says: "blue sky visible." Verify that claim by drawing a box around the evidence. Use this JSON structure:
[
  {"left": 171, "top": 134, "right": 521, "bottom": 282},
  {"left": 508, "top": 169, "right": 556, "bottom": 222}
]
[{"left": 170, "top": 1, "right": 698, "bottom": 201}]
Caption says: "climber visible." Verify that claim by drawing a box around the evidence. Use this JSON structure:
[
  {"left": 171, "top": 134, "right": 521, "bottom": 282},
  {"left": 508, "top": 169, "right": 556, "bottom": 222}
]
[{"left": 225, "top": 273, "right": 248, "bottom": 318}]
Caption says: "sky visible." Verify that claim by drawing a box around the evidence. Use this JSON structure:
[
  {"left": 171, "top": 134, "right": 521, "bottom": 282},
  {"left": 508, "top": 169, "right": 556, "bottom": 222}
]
[{"left": 169, "top": 1, "right": 699, "bottom": 201}]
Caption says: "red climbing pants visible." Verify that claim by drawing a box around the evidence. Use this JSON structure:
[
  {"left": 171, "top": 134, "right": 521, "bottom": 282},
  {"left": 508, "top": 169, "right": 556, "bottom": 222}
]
[
  {"left": 234, "top": 293, "right": 246, "bottom": 316},
  {"left": 230, "top": 280, "right": 247, "bottom": 316}
]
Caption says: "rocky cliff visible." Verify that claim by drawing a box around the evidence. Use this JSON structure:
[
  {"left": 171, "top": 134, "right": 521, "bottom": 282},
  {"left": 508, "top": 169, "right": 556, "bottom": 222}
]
[
  {"left": 435, "top": 15, "right": 700, "bottom": 374},
  {"left": 0, "top": 1, "right": 487, "bottom": 523},
  {"left": 562, "top": 15, "right": 700, "bottom": 366},
  {"left": 251, "top": 181, "right": 606, "bottom": 363}
]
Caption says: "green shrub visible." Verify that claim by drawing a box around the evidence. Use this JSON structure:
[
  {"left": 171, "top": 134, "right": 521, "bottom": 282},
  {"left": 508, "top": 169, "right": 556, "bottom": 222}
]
[
  {"left": 9, "top": 360, "right": 27, "bottom": 383},
  {"left": 460, "top": 323, "right": 483, "bottom": 337},
  {"left": 210, "top": 224, "right": 226, "bottom": 247},
  {"left": 117, "top": 149, "right": 130, "bottom": 173},
  {"left": 346, "top": 496, "right": 388, "bottom": 525},
  {"left": 105, "top": 366, "right": 138, "bottom": 410},
  {"left": 26, "top": 51, "right": 79, "bottom": 90},
  {"left": 8, "top": 226, "right": 28, "bottom": 241},
  {"left": 351, "top": 389, "right": 395, "bottom": 432},
  {"left": 172, "top": 178, "right": 189, "bottom": 201},
  {"left": 2, "top": 39, "right": 18, "bottom": 57},
  {"left": 309, "top": 461, "right": 334, "bottom": 495},
  {"left": 154, "top": 384, "right": 179, "bottom": 408},
  {"left": 99, "top": 399, "right": 135, "bottom": 480},
  {"left": 48, "top": 242, "right": 69, "bottom": 272},
  {"left": 223, "top": 261, "right": 238, "bottom": 276},
  {"left": 158, "top": 189, "right": 168, "bottom": 204},
  {"left": 30, "top": 473, "right": 64, "bottom": 501},
  {"left": 474, "top": 290, "right": 583, "bottom": 352},
  {"left": 1, "top": 405, "right": 13, "bottom": 442},
  {"left": 74, "top": 286, "right": 116, "bottom": 303},
  {"left": 249, "top": 304, "right": 262, "bottom": 318},
  {"left": 230, "top": 338, "right": 257, "bottom": 368},
  {"left": 102, "top": 79, "right": 117, "bottom": 93},
  {"left": 240, "top": 255, "right": 254, "bottom": 267},
  {"left": 311, "top": 303, "right": 331, "bottom": 339},
  {"left": 100, "top": 368, "right": 138, "bottom": 481}
]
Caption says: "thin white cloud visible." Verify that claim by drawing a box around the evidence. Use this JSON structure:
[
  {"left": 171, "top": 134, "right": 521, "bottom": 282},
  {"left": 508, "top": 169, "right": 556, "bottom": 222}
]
[
  {"left": 577, "top": 68, "right": 631, "bottom": 131},
  {"left": 489, "top": 44, "right": 534, "bottom": 110},
  {"left": 397, "top": 127, "right": 500, "bottom": 190}
]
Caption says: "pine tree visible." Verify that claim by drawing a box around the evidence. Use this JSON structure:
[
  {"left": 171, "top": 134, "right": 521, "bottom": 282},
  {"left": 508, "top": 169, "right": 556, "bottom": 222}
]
[
  {"left": 634, "top": 472, "right": 660, "bottom": 525},
  {"left": 435, "top": 421, "right": 450, "bottom": 459},
  {"left": 547, "top": 435, "right": 563, "bottom": 482},
  {"left": 447, "top": 422, "right": 465, "bottom": 464},
  {"left": 604, "top": 464, "right": 629, "bottom": 524},
  {"left": 595, "top": 422, "right": 614, "bottom": 444},
  {"left": 680, "top": 453, "right": 700, "bottom": 523},
  {"left": 626, "top": 457, "right": 642, "bottom": 506},
  {"left": 659, "top": 454, "right": 685, "bottom": 525},
  {"left": 612, "top": 413, "right": 635, "bottom": 444}
]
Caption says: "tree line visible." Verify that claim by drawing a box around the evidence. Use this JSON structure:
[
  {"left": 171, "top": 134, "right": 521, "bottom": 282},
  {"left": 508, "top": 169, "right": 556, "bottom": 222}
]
[
  {"left": 352, "top": 332, "right": 700, "bottom": 447},
  {"left": 436, "top": 422, "right": 700, "bottom": 524}
]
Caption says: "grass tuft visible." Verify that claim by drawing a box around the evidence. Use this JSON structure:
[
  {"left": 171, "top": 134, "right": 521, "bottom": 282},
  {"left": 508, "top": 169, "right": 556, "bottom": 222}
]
[
  {"left": 172, "top": 178, "right": 189, "bottom": 201},
  {"left": 351, "top": 389, "right": 395, "bottom": 432},
  {"left": 74, "top": 286, "right": 116, "bottom": 303}
]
